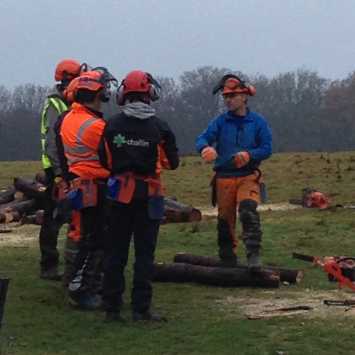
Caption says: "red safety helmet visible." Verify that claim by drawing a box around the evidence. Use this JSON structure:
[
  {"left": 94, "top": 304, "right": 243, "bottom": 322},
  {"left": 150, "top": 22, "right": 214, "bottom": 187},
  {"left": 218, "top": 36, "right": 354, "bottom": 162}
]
[
  {"left": 63, "top": 68, "right": 117, "bottom": 103},
  {"left": 54, "top": 59, "right": 82, "bottom": 82},
  {"left": 75, "top": 71, "right": 105, "bottom": 91},
  {"left": 116, "top": 70, "right": 161, "bottom": 105},
  {"left": 222, "top": 77, "right": 256, "bottom": 96},
  {"left": 213, "top": 74, "right": 256, "bottom": 96},
  {"left": 63, "top": 76, "right": 80, "bottom": 103}
]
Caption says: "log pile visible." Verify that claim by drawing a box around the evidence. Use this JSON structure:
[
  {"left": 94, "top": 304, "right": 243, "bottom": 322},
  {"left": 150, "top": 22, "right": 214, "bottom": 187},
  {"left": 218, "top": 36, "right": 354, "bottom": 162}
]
[
  {"left": 152, "top": 253, "right": 304, "bottom": 289},
  {"left": 0, "top": 176, "right": 45, "bottom": 224},
  {"left": 0, "top": 174, "right": 201, "bottom": 225}
]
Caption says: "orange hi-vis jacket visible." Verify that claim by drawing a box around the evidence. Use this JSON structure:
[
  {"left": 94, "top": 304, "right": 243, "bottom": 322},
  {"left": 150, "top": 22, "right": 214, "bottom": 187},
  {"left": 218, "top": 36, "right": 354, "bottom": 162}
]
[{"left": 60, "top": 103, "right": 110, "bottom": 179}]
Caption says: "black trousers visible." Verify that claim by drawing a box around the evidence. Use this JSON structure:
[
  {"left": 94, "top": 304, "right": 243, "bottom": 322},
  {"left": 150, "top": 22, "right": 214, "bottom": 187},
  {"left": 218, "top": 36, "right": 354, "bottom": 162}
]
[
  {"left": 39, "top": 171, "right": 63, "bottom": 271},
  {"left": 68, "top": 185, "right": 106, "bottom": 295},
  {"left": 103, "top": 199, "right": 160, "bottom": 313}
]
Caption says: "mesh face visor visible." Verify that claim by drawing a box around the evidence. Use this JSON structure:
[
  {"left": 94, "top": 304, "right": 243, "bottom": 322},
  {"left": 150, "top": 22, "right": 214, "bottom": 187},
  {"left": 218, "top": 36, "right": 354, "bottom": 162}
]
[
  {"left": 212, "top": 74, "right": 244, "bottom": 95},
  {"left": 91, "top": 67, "right": 118, "bottom": 90},
  {"left": 146, "top": 72, "right": 162, "bottom": 89}
]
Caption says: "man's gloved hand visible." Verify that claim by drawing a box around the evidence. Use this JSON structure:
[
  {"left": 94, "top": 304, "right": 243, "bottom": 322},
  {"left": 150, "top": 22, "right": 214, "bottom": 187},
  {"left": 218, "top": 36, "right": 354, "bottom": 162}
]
[
  {"left": 234, "top": 151, "right": 250, "bottom": 168},
  {"left": 201, "top": 147, "right": 217, "bottom": 163},
  {"left": 53, "top": 176, "right": 69, "bottom": 196},
  {"left": 54, "top": 176, "right": 64, "bottom": 184}
]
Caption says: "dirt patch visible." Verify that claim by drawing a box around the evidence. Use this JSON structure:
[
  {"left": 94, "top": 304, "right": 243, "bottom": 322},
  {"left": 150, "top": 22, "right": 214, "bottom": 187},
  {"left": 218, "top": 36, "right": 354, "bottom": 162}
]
[
  {"left": 216, "top": 289, "right": 355, "bottom": 319},
  {"left": 199, "top": 202, "right": 302, "bottom": 217},
  {"left": 0, "top": 223, "right": 39, "bottom": 247}
]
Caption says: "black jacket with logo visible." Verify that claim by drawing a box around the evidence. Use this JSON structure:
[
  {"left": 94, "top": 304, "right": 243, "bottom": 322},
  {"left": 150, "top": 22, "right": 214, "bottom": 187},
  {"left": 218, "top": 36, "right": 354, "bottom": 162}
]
[{"left": 102, "top": 112, "right": 179, "bottom": 176}]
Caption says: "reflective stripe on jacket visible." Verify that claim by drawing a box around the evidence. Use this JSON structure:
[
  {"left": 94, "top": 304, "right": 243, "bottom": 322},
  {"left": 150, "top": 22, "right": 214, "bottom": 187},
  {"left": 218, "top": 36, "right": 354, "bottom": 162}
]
[
  {"left": 60, "top": 103, "right": 110, "bottom": 179},
  {"left": 40, "top": 96, "right": 68, "bottom": 169}
]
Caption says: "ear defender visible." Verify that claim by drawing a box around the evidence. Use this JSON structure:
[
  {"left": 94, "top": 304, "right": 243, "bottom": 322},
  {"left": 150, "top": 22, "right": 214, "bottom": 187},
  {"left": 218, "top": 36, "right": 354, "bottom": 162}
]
[
  {"left": 146, "top": 73, "right": 161, "bottom": 102},
  {"left": 116, "top": 81, "right": 125, "bottom": 106},
  {"left": 246, "top": 84, "right": 256, "bottom": 96},
  {"left": 213, "top": 74, "right": 256, "bottom": 96},
  {"left": 115, "top": 72, "right": 161, "bottom": 106},
  {"left": 99, "top": 89, "right": 111, "bottom": 102}
]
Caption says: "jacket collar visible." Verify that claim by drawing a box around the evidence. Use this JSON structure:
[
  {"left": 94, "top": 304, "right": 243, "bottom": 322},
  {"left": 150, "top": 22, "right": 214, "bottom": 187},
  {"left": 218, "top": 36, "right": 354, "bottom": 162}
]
[
  {"left": 225, "top": 108, "right": 253, "bottom": 122},
  {"left": 71, "top": 103, "right": 104, "bottom": 118}
]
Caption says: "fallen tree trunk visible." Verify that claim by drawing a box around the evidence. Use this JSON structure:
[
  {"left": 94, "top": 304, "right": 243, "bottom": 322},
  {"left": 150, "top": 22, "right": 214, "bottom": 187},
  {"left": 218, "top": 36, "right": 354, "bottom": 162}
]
[
  {"left": 13, "top": 177, "right": 47, "bottom": 201},
  {"left": 20, "top": 210, "right": 44, "bottom": 225},
  {"left": 173, "top": 253, "right": 303, "bottom": 284},
  {"left": 0, "top": 198, "right": 32, "bottom": 212},
  {"left": 162, "top": 197, "right": 202, "bottom": 224},
  {"left": 0, "top": 211, "right": 20, "bottom": 224},
  {"left": 0, "top": 199, "right": 37, "bottom": 223},
  {"left": 153, "top": 262, "right": 280, "bottom": 288}
]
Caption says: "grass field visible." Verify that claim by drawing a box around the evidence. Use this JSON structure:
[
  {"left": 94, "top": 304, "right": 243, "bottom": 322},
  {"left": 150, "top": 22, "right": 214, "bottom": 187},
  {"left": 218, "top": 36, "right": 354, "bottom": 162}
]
[{"left": 1, "top": 153, "right": 355, "bottom": 355}]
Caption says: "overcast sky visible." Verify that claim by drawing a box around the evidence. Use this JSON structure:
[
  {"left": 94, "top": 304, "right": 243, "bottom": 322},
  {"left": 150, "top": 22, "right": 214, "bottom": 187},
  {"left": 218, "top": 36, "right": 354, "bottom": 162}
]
[{"left": 1, "top": 0, "right": 355, "bottom": 87}]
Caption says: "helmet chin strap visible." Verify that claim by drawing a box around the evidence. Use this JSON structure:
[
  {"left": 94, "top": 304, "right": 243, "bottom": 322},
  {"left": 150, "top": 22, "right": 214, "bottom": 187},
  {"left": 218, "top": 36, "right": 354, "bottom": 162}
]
[{"left": 56, "top": 80, "right": 70, "bottom": 93}]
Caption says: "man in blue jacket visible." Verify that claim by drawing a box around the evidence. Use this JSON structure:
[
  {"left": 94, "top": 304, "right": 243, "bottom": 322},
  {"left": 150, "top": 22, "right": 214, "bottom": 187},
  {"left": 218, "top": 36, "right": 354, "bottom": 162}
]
[{"left": 196, "top": 74, "right": 272, "bottom": 270}]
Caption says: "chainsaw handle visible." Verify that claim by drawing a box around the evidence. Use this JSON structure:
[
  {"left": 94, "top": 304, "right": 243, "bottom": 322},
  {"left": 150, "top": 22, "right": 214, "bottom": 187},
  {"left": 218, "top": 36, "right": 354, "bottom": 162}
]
[{"left": 292, "top": 253, "right": 315, "bottom": 263}]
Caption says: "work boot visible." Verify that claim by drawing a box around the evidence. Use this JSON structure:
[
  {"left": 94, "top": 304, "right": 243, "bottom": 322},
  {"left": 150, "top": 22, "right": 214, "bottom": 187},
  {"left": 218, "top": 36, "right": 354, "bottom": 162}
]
[
  {"left": 68, "top": 292, "right": 102, "bottom": 311},
  {"left": 247, "top": 251, "right": 262, "bottom": 271},
  {"left": 40, "top": 268, "right": 63, "bottom": 281},
  {"left": 132, "top": 310, "right": 167, "bottom": 322},
  {"left": 105, "top": 311, "right": 126, "bottom": 323}
]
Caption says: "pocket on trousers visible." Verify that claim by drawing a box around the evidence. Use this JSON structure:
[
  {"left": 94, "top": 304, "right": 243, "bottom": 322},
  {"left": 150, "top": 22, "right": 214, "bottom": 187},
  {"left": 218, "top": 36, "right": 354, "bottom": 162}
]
[
  {"left": 148, "top": 196, "right": 165, "bottom": 220},
  {"left": 107, "top": 177, "right": 121, "bottom": 200},
  {"left": 67, "top": 189, "right": 83, "bottom": 210},
  {"left": 260, "top": 182, "right": 267, "bottom": 203}
]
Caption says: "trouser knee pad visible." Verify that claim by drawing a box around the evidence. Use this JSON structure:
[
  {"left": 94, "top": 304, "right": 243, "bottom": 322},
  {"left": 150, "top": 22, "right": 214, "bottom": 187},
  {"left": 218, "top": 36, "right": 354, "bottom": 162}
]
[{"left": 238, "top": 199, "right": 262, "bottom": 250}]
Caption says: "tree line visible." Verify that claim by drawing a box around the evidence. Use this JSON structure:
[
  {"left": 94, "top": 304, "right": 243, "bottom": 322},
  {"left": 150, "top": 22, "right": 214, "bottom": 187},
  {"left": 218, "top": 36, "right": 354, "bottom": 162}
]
[{"left": 0, "top": 66, "right": 354, "bottom": 160}]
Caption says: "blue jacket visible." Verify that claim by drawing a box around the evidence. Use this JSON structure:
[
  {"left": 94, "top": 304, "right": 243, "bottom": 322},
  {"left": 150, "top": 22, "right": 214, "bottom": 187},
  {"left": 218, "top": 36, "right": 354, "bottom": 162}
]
[{"left": 195, "top": 109, "right": 272, "bottom": 176}]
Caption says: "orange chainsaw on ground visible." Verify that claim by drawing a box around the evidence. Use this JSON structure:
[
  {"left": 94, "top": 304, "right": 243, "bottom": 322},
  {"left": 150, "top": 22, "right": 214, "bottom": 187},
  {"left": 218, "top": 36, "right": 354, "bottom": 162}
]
[{"left": 292, "top": 252, "right": 355, "bottom": 292}]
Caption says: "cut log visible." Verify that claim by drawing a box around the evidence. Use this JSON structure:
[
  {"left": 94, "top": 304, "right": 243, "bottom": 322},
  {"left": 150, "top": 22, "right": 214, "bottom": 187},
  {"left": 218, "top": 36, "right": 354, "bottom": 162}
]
[
  {"left": 13, "top": 177, "right": 47, "bottom": 200},
  {"left": 0, "top": 199, "right": 37, "bottom": 223},
  {"left": 0, "top": 199, "right": 36, "bottom": 214},
  {"left": 14, "top": 191, "right": 25, "bottom": 200},
  {"left": 20, "top": 210, "right": 44, "bottom": 225},
  {"left": 0, "top": 198, "right": 29, "bottom": 212},
  {"left": 0, "top": 187, "right": 16, "bottom": 205},
  {"left": 0, "top": 211, "right": 20, "bottom": 224},
  {"left": 153, "top": 262, "right": 280, "bottom": 288},
  {"left": 35, "top": 209, "right": 45, "bottom": 225},
  {"left": 173, "top": 253, "right": 303, "bottom": 284},
  {"left": 163, "top": 197, "right": 202, "bottom": 224},
  {"left": 35, "top": 171, "right": 47, "bottom": 185}
]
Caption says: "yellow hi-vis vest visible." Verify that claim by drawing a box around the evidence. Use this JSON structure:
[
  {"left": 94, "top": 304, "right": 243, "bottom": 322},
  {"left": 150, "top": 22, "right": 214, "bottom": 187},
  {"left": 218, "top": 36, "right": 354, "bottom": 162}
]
[{"left": 40, "top": 96, "right": 68, "bottom": 169}]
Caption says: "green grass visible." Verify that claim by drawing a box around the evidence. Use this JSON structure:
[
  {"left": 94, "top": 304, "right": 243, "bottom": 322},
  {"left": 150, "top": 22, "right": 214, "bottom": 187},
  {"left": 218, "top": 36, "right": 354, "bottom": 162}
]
[
  {"left": 3, "top": 151, "right": 355, "bottom": 206},
  {"left": 0, "top": 161, "right": 41, "bottom": 190},
  {"left": 162, "top": 151, "right": 355, "bottom": 206},
  {"left": 1, "top": 153, "right": 355, "bottom": 354}
]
